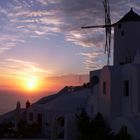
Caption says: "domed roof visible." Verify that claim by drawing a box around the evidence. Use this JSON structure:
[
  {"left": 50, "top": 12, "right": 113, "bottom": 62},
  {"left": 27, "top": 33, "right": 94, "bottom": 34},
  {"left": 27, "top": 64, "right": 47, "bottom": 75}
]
[{"left": 117, "top": 8, "right": 140, "bottom": 23}]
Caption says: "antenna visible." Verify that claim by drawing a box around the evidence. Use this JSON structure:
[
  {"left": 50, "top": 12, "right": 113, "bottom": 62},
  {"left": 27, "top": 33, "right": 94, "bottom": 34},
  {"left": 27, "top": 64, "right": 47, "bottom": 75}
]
[{"left": 82, "top": 0, "right": 113, "bottom": 65}]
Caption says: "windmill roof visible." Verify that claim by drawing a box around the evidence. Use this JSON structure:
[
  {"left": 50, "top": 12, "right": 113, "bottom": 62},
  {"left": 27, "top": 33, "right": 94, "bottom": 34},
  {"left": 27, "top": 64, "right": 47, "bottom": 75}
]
[{"left": 118, "top": 8, "right": 140, "bottom": 23}]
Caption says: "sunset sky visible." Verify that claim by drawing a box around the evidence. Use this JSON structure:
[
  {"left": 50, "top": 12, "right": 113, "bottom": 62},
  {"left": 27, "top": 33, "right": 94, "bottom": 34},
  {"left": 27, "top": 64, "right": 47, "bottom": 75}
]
[{"left": 0, "top": 0, "right": 140, "bottom": 92}]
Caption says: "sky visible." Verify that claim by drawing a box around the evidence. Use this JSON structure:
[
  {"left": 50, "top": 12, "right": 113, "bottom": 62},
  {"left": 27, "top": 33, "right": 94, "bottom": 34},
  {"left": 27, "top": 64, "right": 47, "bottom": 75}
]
[{"left": 0, "top": 0, "right": 140, "bottom": 92}]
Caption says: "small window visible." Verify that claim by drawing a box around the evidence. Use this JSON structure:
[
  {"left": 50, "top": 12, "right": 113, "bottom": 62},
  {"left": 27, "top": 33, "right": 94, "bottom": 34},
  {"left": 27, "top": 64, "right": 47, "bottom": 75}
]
[
  {"left": 124, "top": 80, "right": 129, "bottom": 96},
  {"left": 121, "top": 30, "right": 124, "bottom": 36},
  {"left": 90, "top": 76, "right": 99, "bottom": 87},
  {"left": 103, "top": 81, "right": 106, "bottom": 94},
  {"left": 29, "top": 112, "right": 33, "bottom": 121},
  {"left": 37, "top": 113, "right": 42, "bottom": 125},
  {"left": 91, "top": 105, "right": 94, "bottom": 114},
  {"left": 118, "top": 24, "right": 122, "bottom": 29},
  {"left": 57, "top": 117, "right": 65, "bottom": 127}
]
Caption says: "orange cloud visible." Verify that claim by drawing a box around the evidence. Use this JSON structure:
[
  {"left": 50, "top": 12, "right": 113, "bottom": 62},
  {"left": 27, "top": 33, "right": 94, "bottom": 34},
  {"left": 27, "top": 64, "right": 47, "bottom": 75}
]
[{"left": 0, "top": 58, "right": 53, "bottom": 92}]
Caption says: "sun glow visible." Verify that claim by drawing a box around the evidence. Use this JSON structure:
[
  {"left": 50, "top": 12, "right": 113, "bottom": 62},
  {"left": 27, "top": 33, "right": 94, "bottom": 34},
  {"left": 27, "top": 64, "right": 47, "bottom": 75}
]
[{"left": 25, "top": 76, "right": 39, "bottom": 91}]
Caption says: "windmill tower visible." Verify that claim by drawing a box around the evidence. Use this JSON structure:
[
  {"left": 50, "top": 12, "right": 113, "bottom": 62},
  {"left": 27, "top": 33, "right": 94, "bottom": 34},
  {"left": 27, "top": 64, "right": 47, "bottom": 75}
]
[
  {"left": 113, "top": 8, "right": 140, "bottom": 65},
  {"left": 82, "top": 1, "right": 140, "bottom": 66}
]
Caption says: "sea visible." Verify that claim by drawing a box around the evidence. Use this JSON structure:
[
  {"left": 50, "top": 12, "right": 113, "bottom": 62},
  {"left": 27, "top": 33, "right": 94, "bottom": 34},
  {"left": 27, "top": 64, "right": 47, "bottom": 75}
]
[{"left": 0, "top": 90, "right": 55, "bottom": 115}]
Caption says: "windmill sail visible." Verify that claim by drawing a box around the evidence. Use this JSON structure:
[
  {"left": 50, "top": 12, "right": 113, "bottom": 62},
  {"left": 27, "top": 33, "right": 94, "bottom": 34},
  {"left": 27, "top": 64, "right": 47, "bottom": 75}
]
[
  {"left": 82, "top": 0, "right": 113, "bottom": 65},
  {"left": 103, "top": 0, "right": 112, "bottom": 64}
]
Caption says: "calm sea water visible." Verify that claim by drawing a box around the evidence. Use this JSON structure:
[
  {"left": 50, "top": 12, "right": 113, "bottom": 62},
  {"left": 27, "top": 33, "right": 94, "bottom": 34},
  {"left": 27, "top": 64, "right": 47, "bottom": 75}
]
[{"left": 0, "top": 90, "right": 54, "bottom": 115}]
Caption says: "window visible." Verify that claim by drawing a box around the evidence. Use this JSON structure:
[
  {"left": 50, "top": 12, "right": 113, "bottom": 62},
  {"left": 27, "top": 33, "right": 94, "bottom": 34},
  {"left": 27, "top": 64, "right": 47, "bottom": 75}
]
[
  {"left": 121, "top": 30, "right": 124, "bottom": 36},
  {"left": 103, "top": 81, "right": 106, "bottom": 94},
  {"left": 57, "top": 117, "right": 65, "bottom": 139},
  {"left": 118, "top": 23, "right": 122, "bottom": 29},
  {"left": 91, "top": 105, "right": 94, "bottom": 114},
  {"left": 29, "top": 112, "right": 33, "bottom": 121},
  {"left": 37, "top": 113, "right": 42, "bottom": 125},
  {"left": 90, "top": 76, "right": 99, "bottom": 87},
  {"left": 37, "top": 113, "right": 42, "bottom": 131},
  {"left": 57, "top": 117, "right": 65, "bottom": 127},
  {"left": 124, "top": 80, "right": 129, "bottom": 96}
]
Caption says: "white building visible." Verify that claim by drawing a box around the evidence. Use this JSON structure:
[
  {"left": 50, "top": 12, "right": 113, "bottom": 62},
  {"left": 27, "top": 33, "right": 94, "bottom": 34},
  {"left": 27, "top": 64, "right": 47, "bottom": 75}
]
[
  {"left": 21, "top": 9, "right": 140, "bottom": 139},
  {"left": 2, "top": 7, "right": 140, "bottom": 140},
  {"left": 87, "top": 9, "right": 140, "bottom": 139},
  {"left": 26, "top": 85, "right": 90, "bottom": 140}
]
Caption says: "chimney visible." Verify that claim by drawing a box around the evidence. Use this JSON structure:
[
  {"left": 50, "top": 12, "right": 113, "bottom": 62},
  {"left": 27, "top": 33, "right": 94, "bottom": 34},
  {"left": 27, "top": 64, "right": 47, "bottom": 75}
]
[{"left": 26, "top": 101, "right": 31, "bottom": 109}]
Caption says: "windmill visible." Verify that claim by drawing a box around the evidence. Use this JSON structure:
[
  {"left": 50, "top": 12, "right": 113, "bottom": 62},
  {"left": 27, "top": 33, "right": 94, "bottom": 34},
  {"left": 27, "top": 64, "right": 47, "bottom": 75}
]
[{"left": 82, "top": 0, "right": 114, "bottom": 65}]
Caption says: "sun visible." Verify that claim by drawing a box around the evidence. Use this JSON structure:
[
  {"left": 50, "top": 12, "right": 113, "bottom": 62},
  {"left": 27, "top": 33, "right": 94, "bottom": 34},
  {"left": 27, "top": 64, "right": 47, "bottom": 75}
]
[{"left": 25, "top": 76, "right": 39, "bottom": 91}]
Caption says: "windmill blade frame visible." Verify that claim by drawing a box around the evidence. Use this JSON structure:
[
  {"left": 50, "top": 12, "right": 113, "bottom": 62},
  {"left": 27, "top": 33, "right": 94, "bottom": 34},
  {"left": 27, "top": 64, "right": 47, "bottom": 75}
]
[
  {"left": 81, "top": 24, "right": 114, "bottom": 29},
  {"left": 103, "top": 0, "right": 112, "bottom": 64},
  {"left": 81, "top": 0, "right": 112, "bottom": 65}
]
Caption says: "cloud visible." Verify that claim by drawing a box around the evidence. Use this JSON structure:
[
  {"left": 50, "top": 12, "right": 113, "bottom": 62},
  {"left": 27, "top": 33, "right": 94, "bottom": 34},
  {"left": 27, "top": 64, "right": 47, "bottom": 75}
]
[
  {"left": 4, "top": 2, "right": 65, "bottom": 37},
  {"left": 0, "top": 58, "right": 52, "bottom": 79},
  {"left": 46, "top": 73, "right": 89, "bottom": 89},
  {"left": 65, "top": 29, "right": 105, "bottom": 48},
  {"left": 0, "top": 0, "right": 107, "bottom": 46},
  {"left": 0, "top": 0, "right": 140, "bottom": 69},
  {"left": 59, "top": 0, "right": 140, "bottom": 69},
  {"left": 0, "top": 34, "right": 24, "bottom": 53},
  {"left": 0, "top": 1, "right": 65, "bottom": 53},
  {"left": 81, "top": 51, "right": 107, "bottom": 70},
  {"left": 35, "top": 0, "right": 62, "bottom": 5}
]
